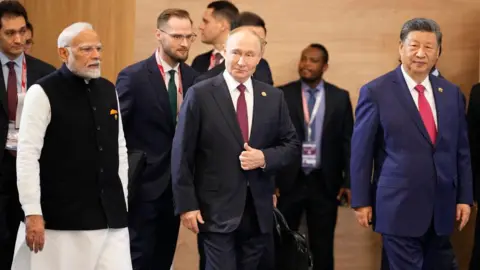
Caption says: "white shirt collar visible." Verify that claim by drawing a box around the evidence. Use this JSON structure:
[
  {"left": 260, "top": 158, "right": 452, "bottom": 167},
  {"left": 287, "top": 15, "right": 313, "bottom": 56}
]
[
  {"left": 155, "top": 49, "right": 179, "bottom": 73},
  {"left": 222, "top": 69, "right": 253, "bottom": 94},
  {"left": 401, "top": 64, "right": 430, "bottom": 92}
]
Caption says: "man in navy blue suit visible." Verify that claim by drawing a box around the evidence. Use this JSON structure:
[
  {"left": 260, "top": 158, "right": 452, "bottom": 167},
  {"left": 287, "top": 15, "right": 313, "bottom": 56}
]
[
  {"left": 115, "top": 9, "right": 198, "bottom": 270},
  {"left": 172, "top": 28, "right": 299, "bottom": 270},
  {"left": 351, "top": 18, "right": 472, "bottom": 270}
]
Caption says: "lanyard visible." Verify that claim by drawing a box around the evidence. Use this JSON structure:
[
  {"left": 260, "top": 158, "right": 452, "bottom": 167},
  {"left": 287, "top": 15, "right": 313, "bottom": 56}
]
[
  {"left": 208, "top": 52, "right": 216, "bottom": 70},
  {"left": 301, "top": 89, "right": 323, "bottom": 141},
  {"left": 155, "top": 51, "right": 183, "bottom": 95},
  {"left": 20, "top": 56, "right": 27, "bottom": 93}
]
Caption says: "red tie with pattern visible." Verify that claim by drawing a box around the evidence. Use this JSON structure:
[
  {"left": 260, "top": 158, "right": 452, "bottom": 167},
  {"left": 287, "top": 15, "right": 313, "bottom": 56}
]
[
  {"left": 7, "top": 61, "right": 17, "bottom": 121},
  {"left": 236, "top": 84, "right": 248, "bottom": 142},
  {"left": 414, "top": 84, "right": 437, "bottom": 144}
]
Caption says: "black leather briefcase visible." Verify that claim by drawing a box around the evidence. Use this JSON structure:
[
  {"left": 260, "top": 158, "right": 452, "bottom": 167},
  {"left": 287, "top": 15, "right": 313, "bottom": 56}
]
[{"left": 273, "top": 208, "right": 313, "bottom": 270}]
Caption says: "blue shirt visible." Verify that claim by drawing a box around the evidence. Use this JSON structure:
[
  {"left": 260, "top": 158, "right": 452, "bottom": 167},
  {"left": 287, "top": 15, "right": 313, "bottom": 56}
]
[
  {"left": 0, "top": 51, "right": 25, "bottom": 92},
  {"left": 301, "top": 80, "right": 326, "bottom": 166}
]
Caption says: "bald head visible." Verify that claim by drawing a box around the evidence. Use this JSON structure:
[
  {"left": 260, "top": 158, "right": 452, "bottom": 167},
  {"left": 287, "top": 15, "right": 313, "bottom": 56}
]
[{"left": 223, "top": 27, "right": 262, "bottom": 83}]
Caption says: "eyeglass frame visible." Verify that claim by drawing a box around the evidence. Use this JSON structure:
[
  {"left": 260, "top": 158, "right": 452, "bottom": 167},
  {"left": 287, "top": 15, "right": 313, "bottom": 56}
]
[{"left": 159, "top": 29, "right": 197, "bottom": 43}]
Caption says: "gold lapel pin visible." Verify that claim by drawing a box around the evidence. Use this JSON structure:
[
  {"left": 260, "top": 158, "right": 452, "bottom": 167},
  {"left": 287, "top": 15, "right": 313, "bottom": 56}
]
[
  {"left": 261, "top": 91, "right": 267, "bottom": 96},
  {"left": 438, "top": 87, "right": 443, "bottom": 93}
]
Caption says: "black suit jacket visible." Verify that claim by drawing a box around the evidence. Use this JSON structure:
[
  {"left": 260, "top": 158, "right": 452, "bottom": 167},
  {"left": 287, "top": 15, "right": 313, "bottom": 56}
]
[
  {"left": 194, "top": 58, "right": 274, "bottom": 86},
  {"left": 172, "top": 73, "right": 300, "bottom": 234},
  {"left": 191, "top": 50, "right": 213, "bottom": 74},
  {"left": 468, "top": 83, "right": 480, "bottom": 201},
  {"left": 116, "top": 54, "right": 198, "bottom": 201},
  {"left": 276, "top": 80, "right": 353, "bottom": 196},
  {"left": 0, "top": 54, "right": 55, "bottom": 163}
]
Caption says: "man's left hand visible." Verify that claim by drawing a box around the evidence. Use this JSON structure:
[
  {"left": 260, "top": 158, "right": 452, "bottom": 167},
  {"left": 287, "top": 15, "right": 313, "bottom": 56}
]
[
  {"left": 457, "top": 203, "right": 471, "bottom": 231},
  {"left": 239, "top": 143, "right": 265, "bottom": 170},
  {"left": 337, "top": 188, "right": 351, "bottom": 206}
]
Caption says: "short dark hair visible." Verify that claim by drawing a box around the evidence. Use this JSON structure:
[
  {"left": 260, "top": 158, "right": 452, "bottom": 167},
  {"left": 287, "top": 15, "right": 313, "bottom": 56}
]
[
  {"left": 309, "top": 43, "right": 329, "bottom": 64},
  {"left": 234, "top": 12, "right": 267, "bottom": 34},
  {"left": 0, "top": 0, "right": 28, "bottom": 29},
  {"left": 400, "top": 18, "right": 442, "bottom": 47},
  {"left": 157, "top": 8, "right": 192, "bottom": 29},
  {"left": 207, "top": 1, "right": 239, "bottom": 28},
  {"left": 26, "top": 21, "right": 33, "bottom": 36}
]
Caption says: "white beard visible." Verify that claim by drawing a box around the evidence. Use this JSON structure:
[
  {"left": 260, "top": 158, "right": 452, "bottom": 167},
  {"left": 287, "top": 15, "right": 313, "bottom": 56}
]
[{"left": 67, "top": 54, "right": 101, "bottom": 79}]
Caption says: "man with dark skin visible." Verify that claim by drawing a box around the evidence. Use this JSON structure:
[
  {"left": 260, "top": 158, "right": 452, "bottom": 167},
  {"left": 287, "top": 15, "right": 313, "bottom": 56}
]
[{"left": 277, "top": 43, "right": 353, "bottom": 270}]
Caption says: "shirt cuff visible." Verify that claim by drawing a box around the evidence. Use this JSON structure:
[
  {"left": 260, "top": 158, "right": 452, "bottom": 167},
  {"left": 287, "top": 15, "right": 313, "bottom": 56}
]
[{"left": 22, "top": 204, "right": 43, "bottom": 216}]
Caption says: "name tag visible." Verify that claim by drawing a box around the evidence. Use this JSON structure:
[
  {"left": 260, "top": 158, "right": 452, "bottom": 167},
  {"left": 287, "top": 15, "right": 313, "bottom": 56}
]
[
  {"left": 301, "top": 142, "right": 317, "bottom": 168},
  {"left": 6, "top": 93, "right": 26, "bottom": 151}
]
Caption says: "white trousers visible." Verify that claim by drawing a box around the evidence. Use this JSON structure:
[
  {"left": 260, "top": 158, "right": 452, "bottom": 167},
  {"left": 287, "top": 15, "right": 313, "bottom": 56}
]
[{"left": 12, "top": 224, "right": 132, "bottom": 270}]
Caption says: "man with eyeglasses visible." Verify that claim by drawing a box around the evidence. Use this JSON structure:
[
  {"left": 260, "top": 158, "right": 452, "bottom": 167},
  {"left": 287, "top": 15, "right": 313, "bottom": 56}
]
[
  {"left": 0, "top": 1, "right": 55, "bottom": 269},
  {"left": 14, "top": 21, "right": 131, "bottom": 270},
  {"left": 116, "top": 8, "right": 198, "bottom": 270}
]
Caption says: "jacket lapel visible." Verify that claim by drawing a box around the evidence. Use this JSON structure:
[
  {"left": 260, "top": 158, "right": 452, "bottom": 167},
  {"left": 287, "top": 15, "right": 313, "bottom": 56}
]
[
  {"left": 392, "top": 66, "right": 432, "bottom": 145},
  {"left": 321, "top": 82, "right": 335, "bottom": 133},
  {"left": 210, "top": 74, "right": 244, "bottom": 146},
  {"left": 248, "top": 80, "right": 269, "bottom": 147},
  {"left": 0, "top": 61, "right": 6, "bottom": 115},
  {"left": 146, "top": 54, "right": 174, "bottom": 128},
  {"left": 430, "top": 75, "right": 445, "bottom": 146}
]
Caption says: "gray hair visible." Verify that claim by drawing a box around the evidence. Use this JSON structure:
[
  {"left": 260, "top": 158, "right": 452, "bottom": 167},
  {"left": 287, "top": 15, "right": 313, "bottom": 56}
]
[
  {"left": 400, "top": 18, "right": 442, "bottom": 47},
  {"left": 57, "top": 22, "right": 93, "bottom": 48}
]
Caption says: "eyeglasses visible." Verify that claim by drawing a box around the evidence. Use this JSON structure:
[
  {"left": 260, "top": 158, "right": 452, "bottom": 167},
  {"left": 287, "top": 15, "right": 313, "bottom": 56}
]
[{"left": 160, "top": 29, "right": 197, "bottom": 43}]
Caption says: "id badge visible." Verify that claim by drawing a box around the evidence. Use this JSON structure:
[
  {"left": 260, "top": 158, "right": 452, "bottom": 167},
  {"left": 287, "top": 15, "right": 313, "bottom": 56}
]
[
  {"left": 302, "top": 142, "right": 317, "bottom": 168},
  {"left": 6, "top": 122, "right": 18, "bottom": 151}
]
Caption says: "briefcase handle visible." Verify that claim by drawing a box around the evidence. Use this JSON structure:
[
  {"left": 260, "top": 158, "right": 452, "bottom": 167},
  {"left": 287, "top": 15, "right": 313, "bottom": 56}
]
[{"left": 273, "top": 208, "right": 291, "bottom": 234}]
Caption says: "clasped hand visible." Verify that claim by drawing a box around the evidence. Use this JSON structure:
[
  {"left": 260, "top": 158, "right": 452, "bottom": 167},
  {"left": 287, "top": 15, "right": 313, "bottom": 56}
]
[{"left": 239, "top": 143, "right": 265, "bottom": 170}]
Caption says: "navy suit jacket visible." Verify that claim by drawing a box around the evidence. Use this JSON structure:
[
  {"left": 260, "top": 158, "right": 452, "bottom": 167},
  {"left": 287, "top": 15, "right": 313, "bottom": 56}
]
[
  {"left": 351, "top": 66, "right": 473, "bottom": 237},
  {"left": 171, "top": 73, "right": 299, "bottom": 234},
  {"left": 194, "top": 58, "right": 274, "bottom": 86},
  {"left": 116, "top": 54, "right": 198, "bottom": 201},
  {"left": 191, "top": 50, "right": 212, "bottom": 74}
]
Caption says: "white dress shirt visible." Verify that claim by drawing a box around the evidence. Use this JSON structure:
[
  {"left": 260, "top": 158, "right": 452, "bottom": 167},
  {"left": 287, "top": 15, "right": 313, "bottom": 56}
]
[
  {"left": 401, "top": 65, "right": 438, "bottom": 127},
  {"left": 223, "top": 70, "right": 253, "bottom": 137},
  {"left": 16, "top": 84, "right": 129, "bottom": 216},
  {"left": 156, "top": 49, "right": 183, "bottom": 113}
]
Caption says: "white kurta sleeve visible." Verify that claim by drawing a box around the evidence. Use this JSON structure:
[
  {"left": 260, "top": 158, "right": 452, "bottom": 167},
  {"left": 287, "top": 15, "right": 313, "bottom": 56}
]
[
  {"left": 16, "top": 84, "right": 51, "bottom": 216},
  {"left": 116, "top": 92, "right": 129, "bottom": 210}
]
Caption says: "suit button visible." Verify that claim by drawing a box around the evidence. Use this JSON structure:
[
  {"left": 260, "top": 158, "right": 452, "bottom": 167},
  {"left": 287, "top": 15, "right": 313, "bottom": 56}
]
[
  {"left": 92, "top": 106, "right": 96, "bottom": 111},
  {"left": 99, "top": 146, "right": 103, "bottom": 151},
  {"left": 97, "top": 126, "right": 101, "bottom": 131},
  {"left": 101, "top": 189, "right": 104, "bottom": 194},
  {"left": 100, "top": 168, "right": 104, "bottom": 173}
]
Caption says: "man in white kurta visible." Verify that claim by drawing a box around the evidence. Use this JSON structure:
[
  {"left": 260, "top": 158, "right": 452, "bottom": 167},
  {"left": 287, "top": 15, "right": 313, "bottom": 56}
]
[{"left": 12, "top": 22, "right": 132, "bottom": 270}]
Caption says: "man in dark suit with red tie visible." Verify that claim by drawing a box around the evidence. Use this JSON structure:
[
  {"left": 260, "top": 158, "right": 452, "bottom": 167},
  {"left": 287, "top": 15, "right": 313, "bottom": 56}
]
[
  {"left": 0, "top": 1, "right": 55, "bottom": 268},
  {"left": 351, "top": 18, "right": 472, "bottom": 270},
  {"left": 172, "top": 28, "right": 299, "bottom": 270},
  {"left": 116, "top": 9, "right": 198, "bottom": 270},
  {"left": 191, "top": 1, "right": 238, "bottom": 73}
]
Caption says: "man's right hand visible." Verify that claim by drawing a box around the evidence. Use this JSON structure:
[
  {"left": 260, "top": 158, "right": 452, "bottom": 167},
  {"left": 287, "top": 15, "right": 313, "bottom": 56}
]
[
  {"left": 354, "top": 206, "right": 373, "bottom": 228},
  {"left": 25, "top": 215, "right": 45, "bottom": 253},
  {"left": 180, "top": 210, "right": 204, "bottom": 234}
]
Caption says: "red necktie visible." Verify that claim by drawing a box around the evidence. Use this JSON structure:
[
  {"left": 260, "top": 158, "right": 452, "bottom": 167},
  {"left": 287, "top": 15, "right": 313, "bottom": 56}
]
[
  {"left": 236, "top": 84, "right": 248, "bottom": 142},
  {"left": 7, "top": 61, "right": 17, "bottom": 121},
  {"left": 414, "top": 84, "right": 437, "bottom": 144}
]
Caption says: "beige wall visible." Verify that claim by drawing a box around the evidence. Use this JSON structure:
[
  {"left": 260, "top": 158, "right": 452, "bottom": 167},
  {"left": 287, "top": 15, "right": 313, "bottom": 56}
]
[
  {"left": 23, "top": 0, "right": 135, "bottom": 83},
  {"left": 135, "top": 0, "right": 480, "bottom": 106}
]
